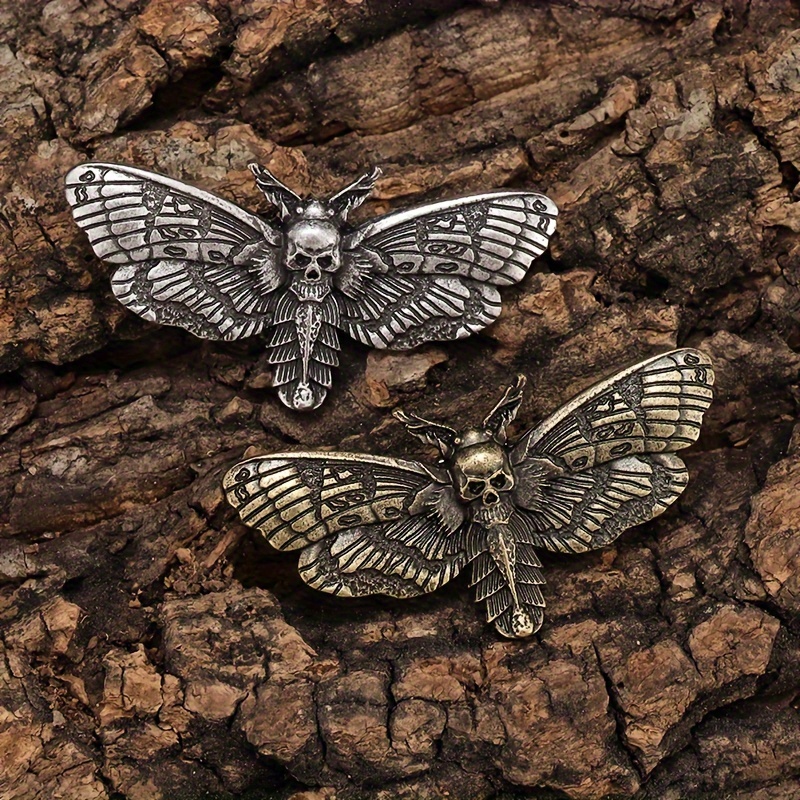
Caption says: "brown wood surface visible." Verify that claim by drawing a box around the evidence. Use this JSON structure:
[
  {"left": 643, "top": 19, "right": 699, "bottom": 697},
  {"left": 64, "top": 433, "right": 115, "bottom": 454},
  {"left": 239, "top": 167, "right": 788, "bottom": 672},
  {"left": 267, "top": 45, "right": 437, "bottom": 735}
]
[{"left": 1, "top": 1, "right": 800, "bottom": 798}]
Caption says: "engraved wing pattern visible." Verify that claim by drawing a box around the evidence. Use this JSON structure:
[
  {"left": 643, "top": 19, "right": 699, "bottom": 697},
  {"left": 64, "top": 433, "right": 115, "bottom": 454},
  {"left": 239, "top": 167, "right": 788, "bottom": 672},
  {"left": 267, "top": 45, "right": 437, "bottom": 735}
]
[
  {"left": 340, "top": 193, "right": 558, "bottom": 349},
  {"left": 510, "top": 349, "right": 714, "bottom": 554},
  {"left": 65, "top": 163, "right": 281, "bottom": 341},
  {"left": 223, "top": 453, "right": 467, "bottom": 598}
]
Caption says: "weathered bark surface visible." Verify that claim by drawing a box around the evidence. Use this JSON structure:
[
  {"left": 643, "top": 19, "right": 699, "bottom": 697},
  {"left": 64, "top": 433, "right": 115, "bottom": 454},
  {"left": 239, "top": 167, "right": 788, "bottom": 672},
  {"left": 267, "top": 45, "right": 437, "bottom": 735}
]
[{"left": 1, "top": 1, "right": 800, "bottom": 798}]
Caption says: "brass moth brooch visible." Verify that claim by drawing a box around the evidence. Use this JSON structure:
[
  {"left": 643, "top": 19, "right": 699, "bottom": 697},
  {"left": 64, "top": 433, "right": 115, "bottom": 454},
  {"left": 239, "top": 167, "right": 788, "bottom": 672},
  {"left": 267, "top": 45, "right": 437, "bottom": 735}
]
[{"left": 223, "top": 349, "right": 713, "bottom": 637}]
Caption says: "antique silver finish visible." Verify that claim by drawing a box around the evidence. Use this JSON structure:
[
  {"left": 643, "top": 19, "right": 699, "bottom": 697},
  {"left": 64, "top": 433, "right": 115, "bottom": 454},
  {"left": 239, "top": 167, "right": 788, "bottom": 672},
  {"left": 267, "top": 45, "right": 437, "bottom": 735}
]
[
  {"left": 223, "top": 349, "right": 715, "bottom": 638},
  {"left": 65, "top": 163, "right": 557, "bottom": 411}
]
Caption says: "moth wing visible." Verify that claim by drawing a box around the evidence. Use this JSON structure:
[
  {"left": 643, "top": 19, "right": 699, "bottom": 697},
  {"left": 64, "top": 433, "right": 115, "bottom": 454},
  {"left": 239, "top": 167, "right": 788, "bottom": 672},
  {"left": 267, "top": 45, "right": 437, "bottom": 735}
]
[
  {"left": 65, "top": 162, "right": 282, "bottom": 341},
  {"left": 223, "top": 452, "right": 467, "bottom": 597},
  {"left": 348, "top": 191, "right": 558, "bottom": 286},
  {"left": 512, "top": 453, "right": 691, "bottom": 555},
  {"left": 339, "top": 191, "right": 557, "bottom": 349},
  {"left": 511, "top": 348, "right": 714, "bottom": 554}
]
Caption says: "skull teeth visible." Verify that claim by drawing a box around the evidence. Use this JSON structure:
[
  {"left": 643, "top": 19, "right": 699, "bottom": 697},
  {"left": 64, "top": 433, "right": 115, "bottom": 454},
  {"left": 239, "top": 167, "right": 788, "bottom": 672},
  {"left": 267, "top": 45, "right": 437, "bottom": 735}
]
[
  {"left": 473, "top": 500, "right": 513, "bottom": 527},
  {"left": 290, "top": 278, "right": 331, "bottom": 301}
]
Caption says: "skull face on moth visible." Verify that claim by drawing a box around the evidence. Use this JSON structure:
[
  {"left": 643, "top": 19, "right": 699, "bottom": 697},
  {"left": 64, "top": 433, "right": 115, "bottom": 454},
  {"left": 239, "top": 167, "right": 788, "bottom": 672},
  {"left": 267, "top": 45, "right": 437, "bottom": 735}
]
[
  {"left": 450, "top": 433, "right": 516, "bottom": 526},
  {"left": 65, "top": 161, "right": 557, "bottom": 411},
  {"left": 396, "top": 378, "right": 528, "bottom": 530},
  {"left": 283, "top": 204, "right": 342, "bottom": 302}
]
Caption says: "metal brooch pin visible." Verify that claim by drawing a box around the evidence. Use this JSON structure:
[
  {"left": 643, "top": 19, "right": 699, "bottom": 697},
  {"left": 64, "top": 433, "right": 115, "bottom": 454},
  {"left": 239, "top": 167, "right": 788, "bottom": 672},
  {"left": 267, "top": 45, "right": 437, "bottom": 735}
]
[
  {"left": 223, "top": 349, "right": 714, "bottom": 638},
  {"left": 64, "top": 163, "right": 557, "bottom": 411}
]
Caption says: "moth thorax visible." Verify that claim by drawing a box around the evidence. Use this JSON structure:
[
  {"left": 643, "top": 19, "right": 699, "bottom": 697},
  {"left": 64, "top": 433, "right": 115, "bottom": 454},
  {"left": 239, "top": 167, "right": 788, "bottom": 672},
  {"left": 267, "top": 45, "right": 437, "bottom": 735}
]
[{"left": 451, "top": 434, "right": 515, "bottom": 516}]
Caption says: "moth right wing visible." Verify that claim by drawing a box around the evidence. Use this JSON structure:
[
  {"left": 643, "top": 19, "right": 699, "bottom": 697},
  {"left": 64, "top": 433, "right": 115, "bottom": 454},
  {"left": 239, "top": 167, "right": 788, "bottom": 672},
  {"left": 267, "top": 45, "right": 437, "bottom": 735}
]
[
  {"left": 510, "top": 348, "right": 714, "bottom": 554},
  {"left": 513, "top": 349, "right": 713, "bottom": 467},
  {"left": 338, "top": 191, "right": 557, "bottom": 350},
  {"left": 510, "top": 453, "right": 690, "bottom": 554},
  {"left": 223, "top": 453, "right": 467, "bottom": 597},
  {"left": 65, "top": 162, "right": 282, "bottom": 341}
]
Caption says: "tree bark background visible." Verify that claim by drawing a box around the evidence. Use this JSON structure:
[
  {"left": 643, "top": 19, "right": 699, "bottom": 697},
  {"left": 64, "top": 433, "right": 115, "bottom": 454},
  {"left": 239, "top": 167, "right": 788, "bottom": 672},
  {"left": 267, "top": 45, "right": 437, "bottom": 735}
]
[{"left": 1, "top": 1, "right": 800, "bottom": 798}]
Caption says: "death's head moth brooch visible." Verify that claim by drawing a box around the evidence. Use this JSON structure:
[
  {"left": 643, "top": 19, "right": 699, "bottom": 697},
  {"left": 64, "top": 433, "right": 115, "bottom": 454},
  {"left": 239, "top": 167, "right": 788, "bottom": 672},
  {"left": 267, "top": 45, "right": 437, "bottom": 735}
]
[
  {"left": 64, "top": 163, "right": 557, "bottom": 411},
  {"left": 223, "top": 349, "right": 714, "bottom": 638}
]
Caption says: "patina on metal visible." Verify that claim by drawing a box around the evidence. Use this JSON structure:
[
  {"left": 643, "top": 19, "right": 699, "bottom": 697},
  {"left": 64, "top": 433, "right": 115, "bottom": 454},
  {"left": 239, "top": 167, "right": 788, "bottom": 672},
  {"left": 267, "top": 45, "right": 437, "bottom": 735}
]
[
  {"left": 64, "top": 163, "right": 557, "bottom": 411},
  {"left": 223, "top": 349, "right": 715, "bottom": 638}
]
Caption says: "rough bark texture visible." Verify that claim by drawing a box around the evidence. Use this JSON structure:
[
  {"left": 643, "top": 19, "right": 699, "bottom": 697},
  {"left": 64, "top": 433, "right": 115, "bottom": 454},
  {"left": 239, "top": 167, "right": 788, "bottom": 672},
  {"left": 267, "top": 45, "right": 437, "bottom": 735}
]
[{"left": 1, "top": 1, "right": 800, "bottom": 798}]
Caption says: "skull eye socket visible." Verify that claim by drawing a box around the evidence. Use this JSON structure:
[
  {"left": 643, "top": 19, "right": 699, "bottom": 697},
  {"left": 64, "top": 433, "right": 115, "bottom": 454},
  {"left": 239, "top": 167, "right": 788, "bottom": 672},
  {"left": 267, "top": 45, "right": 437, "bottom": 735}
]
[
  {"left": 467, "top": 480, "right": 485, "bottom": 496},
  {"left": 318, "top": 255, "right": 334, "bottom": 269},
  {"left": 490, "top": 474, "right": 508, "bottom": 489},
  {"left": 294, "top": 253, "right": 311, "bottom": 267}
]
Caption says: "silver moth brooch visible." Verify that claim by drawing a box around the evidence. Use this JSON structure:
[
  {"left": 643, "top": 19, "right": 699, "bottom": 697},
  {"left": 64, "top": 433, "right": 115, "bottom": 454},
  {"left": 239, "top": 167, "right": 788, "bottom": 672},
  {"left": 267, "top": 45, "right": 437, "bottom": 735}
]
[{"left": 65, "top": 163, "right": 557, "bottom": 411}]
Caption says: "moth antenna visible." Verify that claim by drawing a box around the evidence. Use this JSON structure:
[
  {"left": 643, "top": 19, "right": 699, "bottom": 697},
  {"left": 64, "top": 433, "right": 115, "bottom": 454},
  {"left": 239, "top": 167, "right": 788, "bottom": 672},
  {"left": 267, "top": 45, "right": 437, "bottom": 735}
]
[
  {"left": 328, "top": 167, "right": 382, "bottom": 220},
  {"left": 248, "top": 163, "right": 302, "bottom": 219},
  {"left": 394, "top": 408, "right": 459, "bottom": 459},
  {"left": 483, "top": 374, "right": 527, "bottom": 443}
]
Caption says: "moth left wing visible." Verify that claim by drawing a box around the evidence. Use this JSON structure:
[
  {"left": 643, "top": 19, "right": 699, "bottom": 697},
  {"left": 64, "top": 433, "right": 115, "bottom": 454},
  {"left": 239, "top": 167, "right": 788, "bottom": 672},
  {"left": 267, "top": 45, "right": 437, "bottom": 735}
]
[
  {"left": 510, "top": 349, "right": 714, "bottom": 554},
  {"left": 338, "top": 191, "right": 557, "bottom": 349},
  {"left": 65, "top": 162, "right": 282, "bottom": 341},
  {"left": 339, "top": 272, "right": 502, "bottom": 350},
  {"left": 223, "top": 452, "right": 467, "bottom": 597}
]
